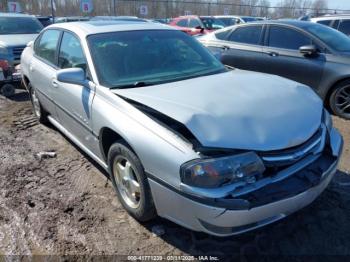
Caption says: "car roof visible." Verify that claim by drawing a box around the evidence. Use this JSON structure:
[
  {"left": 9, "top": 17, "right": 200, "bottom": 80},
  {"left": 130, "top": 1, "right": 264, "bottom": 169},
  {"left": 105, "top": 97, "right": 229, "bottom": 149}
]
[
  {"left": 47, "top": 20, "right": 176, "bottom": 36},
  {"left": 0, "top": 12, "right": 36, "bottom": 18}
]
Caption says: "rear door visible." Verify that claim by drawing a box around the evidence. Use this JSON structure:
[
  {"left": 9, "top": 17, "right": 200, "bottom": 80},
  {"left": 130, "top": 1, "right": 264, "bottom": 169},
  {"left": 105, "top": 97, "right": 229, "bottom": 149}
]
[
  {"left": 54, "top": 30, "right": 96, "bottom": 150},
  {"left": 219, "top": 25, "right": 266, "bottom": 72},
  {"left": 262, "top": 25, "right": 325, "bottom": 89},
  {"left": 30, "top": 29, "right": 62, "bottom": 119}
]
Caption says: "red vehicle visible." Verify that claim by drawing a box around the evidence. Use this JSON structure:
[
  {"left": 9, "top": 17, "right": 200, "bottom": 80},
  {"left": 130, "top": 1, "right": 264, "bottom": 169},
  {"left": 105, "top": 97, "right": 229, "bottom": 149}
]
[{"left": 169, "top": 16, "right": 226, "bottom": 36}]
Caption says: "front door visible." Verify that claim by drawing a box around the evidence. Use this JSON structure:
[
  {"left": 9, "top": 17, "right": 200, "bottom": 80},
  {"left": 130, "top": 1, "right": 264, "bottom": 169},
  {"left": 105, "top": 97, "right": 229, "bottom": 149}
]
[
  {"left": 53, "top": 31, "right": 96, "bottom": 151},
  {"left": 262, "top": 25, "right": 325, "bottom": 89}
]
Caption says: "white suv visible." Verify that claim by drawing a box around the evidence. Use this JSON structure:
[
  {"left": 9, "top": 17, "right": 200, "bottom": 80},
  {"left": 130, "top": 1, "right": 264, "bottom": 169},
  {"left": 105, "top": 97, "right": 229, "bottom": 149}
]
[{"left": 311, "top": 15, "right": 350, "bottom": 36}]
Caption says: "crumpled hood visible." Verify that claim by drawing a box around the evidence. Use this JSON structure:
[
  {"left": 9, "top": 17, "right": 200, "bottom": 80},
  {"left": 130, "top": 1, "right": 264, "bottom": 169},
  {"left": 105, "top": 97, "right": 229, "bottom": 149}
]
[
  {"left": 113, "top": 70, "right": 323, "bottom": 151},
  {"left": 0, "top": 34, "right": 38, "bottom": 47}
]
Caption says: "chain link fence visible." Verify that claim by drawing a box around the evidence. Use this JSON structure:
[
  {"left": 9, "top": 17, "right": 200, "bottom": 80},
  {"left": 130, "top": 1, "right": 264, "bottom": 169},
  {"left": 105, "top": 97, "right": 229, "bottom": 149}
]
[{"left": 0, "top": 0, "right": 349, "bottom": 19}]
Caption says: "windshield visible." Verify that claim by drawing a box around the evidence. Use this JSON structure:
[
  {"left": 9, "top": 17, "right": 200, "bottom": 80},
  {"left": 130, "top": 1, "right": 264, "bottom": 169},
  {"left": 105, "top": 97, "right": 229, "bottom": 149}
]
[
  {"left": 200, "top": 17, "right": 226, "bottom": 30},
  {"left": 88, "top": 30, "right": 226, "bottom": 88},
  {"left": 304, "top": 23, "right": 350, "bottom": 52},
  {"left": 0, "top": 17, "right": 43, "bottom": 34}
]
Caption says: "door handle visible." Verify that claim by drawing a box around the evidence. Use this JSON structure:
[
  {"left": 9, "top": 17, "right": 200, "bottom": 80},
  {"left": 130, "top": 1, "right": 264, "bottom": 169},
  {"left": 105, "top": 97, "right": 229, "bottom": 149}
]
[
  {"left": 52, "top": 79, "right": 59, "bottom": 88},
  {"left": 267, "top": 51, "right": 279, "bottom": 57}
]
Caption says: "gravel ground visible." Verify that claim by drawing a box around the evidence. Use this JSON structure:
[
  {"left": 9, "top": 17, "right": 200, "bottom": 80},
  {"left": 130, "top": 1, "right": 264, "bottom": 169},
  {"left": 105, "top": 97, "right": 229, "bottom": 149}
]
[{"left": 1, "top": 91, "right": 350, "bottom": 260}]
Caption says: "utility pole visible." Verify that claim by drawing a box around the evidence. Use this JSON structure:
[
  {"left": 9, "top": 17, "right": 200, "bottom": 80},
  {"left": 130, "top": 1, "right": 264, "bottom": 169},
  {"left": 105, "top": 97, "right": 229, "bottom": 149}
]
[{"left": 51, "top": 0, "right": 55, "bottom": 22}]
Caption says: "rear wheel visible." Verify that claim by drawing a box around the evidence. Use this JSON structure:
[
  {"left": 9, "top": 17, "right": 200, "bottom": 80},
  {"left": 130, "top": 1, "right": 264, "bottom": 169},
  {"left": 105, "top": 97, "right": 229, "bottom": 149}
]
[
  {"left": 108, "top": 142, "right": 157, "bottom": 221},
  {"left": 330, "top": 80, "right": 350, "bottom": 120},
  {"left": 29, "top": 83, "right": 48, "bottom": 124},
  {"left": 0, "top": 84, "right": 15, "bottom": 97}
]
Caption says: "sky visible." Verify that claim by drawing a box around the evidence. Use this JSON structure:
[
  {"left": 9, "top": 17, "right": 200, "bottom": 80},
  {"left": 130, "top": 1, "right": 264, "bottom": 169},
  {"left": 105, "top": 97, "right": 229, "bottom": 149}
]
[{"left": 269, "top": 0, "right": 350, "bottom": 10}]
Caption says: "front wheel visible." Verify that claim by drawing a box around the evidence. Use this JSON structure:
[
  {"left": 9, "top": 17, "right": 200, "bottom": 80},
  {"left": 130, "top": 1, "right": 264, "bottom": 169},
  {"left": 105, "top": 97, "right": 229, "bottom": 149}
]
[
  {"left": 329, "top": 80, "right": 350, "bottom": 120},
  {"left": 108, "top": 142, "right": 157, "bottom": 222}
]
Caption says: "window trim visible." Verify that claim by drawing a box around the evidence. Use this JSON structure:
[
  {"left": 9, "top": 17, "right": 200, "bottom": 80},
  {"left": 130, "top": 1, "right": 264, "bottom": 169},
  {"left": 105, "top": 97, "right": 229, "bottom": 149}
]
[{"left": 226, "top": 24, "right": 265, "bottom": 46}]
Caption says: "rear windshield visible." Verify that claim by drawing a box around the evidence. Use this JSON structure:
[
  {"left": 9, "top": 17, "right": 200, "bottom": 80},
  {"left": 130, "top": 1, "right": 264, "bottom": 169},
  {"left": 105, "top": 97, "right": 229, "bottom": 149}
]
[{"left": 0, "top": 17, "right": 43, "bottom": 34}]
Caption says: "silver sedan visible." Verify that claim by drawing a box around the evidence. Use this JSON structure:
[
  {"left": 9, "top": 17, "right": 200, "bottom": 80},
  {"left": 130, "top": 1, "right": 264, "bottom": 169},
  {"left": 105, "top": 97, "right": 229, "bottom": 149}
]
[{"left": 21, "top": 21, "right": 343, "bottom": 236}]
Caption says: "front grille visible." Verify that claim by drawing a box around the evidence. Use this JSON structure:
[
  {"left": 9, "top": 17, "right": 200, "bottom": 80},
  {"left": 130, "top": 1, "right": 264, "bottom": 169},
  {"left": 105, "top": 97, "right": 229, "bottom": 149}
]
[
  {"left": 259, "top": 127, "right": 325, "bottom": 167},
  {"left": 12, "top": 46, "right": 26, "bottom": 61}
]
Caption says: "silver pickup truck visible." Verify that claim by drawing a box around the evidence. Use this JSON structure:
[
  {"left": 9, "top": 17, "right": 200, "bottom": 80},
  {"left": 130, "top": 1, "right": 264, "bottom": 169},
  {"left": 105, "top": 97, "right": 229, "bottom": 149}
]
[
  {"left": 0, "top": 12, "right": 42, "bottom": 97},
  {"left": 21, "top": 21, "right": 343, "bottom": 237}
]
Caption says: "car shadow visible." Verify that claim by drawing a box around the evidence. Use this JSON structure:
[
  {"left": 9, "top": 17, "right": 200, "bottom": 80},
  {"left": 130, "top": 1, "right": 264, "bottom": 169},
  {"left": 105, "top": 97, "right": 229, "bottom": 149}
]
[
  {"left": 139, "top": 170, "right": 350, "bottom": 259},
  {"left": 5, "top": 90, "right": 30, "bottom": 102}
]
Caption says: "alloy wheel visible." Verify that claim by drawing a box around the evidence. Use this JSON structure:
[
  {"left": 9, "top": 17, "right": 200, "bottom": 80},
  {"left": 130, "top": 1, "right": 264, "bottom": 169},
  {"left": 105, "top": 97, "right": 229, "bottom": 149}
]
[{"left": 112, "top": 156, "right": 141, "bottom": 209}]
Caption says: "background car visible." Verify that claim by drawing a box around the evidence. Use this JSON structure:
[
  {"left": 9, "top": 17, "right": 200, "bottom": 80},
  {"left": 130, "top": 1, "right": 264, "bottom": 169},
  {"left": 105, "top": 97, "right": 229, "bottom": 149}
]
[
  {"left": 169, "top": 15, "right": 226, "bottom": 35},
  {"left": 214, "top": 15, "right": 246, "bottom": 26},
  {"left": 0, "top": 12, "right": 43, "bottom": 96},
  {"left": 54, "top": 16, "right": 90, "bottom": 23},
  {"left": 311, "top": 14, "right": 350, "bottom": 36},
  {"left": 91, "top": 16, "right": 148, "bottom": 22},
  {"left": 199, "top": 20, "right": 350, "bottom": 119},
  {"left": 36, "top": 15, "right": 53, "bottom": 27}
]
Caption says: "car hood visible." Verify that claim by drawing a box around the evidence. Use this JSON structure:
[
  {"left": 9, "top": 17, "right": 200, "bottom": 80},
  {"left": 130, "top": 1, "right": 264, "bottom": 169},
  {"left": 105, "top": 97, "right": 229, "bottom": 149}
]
[
  {"left": 112, "top": 70, "right": 323, "bottom": 151},
  {"left": 0, "top": 34, "right": 38, "bottom": 47}
]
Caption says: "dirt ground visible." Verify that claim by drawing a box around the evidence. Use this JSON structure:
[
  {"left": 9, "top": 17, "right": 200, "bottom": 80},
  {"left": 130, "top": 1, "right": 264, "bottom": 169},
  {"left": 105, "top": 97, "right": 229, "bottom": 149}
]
[{"left": 1, "top": 90, "right": 350, "bottom": 260}]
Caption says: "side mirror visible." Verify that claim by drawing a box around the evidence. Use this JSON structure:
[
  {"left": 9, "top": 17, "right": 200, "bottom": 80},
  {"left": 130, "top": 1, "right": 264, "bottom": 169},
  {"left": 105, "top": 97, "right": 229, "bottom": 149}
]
[
  {"left": 299, "top": 45, "right": 318, "bottom": 56},
  {"left": 56, "top": 68, "right": 87, "bottom": 86}
]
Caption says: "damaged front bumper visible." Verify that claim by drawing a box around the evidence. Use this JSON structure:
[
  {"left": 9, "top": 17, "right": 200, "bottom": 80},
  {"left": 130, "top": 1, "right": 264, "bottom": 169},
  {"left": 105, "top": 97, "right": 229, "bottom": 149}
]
[{"left": 148, "top": 128, "right": 343, "bottom": 237}]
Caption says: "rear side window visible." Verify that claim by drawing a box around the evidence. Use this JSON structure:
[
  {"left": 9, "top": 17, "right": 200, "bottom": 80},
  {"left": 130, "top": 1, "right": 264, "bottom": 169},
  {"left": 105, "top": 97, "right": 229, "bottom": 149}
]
[
  {"left": 35, "top": 29, "right": 61, "bottom": 65},
  {"left": 176, "top": 19, "right": 188, "bottom": 27},
  {"left": 268, "top": 26, "right": 311, "bottom": 50},
  {"left": 58, "top": 32, "right": 87, "bottom": 71},
  {"left": 228, "top": 26, "right": 262, "bottom": 45},
  {"left": 317, "top": 20, "right": 333, "bottom": 27},
  {"left": 338, "top": 20, "right": 350, "bottom": 36}
]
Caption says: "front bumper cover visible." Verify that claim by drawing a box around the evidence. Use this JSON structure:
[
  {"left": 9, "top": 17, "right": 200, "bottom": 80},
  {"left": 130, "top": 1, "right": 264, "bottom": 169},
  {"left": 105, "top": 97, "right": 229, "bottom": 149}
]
[{"left": 149, "top": 128, "right": 343, "bottom": 236}]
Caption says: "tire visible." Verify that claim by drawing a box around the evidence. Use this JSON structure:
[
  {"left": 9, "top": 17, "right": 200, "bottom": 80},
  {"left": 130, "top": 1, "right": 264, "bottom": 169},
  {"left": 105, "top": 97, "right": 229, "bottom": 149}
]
[
  {"left": 108, "top": 142, "right": 157, "bottom": 222},
  {"left": 0, "top": 84, "right": 15, "bottom": 97},
  {"left": 28, "top": 83, "right": 48, "bottom": 124},
  {"left": 329, "top": 80, "right": 350, "bottom": 120}
]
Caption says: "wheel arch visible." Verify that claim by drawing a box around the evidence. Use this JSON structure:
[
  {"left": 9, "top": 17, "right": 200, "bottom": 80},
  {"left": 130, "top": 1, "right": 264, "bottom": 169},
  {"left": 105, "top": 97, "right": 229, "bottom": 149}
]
[
  {"left": 99, "top": 127, "right": 138, "bottom": 164},
  {"left": 324, "top": 76, "right": 350, "bottom": 112}
]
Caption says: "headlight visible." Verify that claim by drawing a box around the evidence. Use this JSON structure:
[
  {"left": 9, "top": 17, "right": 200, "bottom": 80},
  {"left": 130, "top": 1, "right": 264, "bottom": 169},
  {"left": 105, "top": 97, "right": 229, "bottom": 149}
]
[
  {"left": 323, "top": 109, "right": 333, "bottom": 132},
  {"left": 0, "top": 46, "right": 8, "bottom": 55},
  {"left": 180, "top": 152, "right": 265, "bottom": 188}
]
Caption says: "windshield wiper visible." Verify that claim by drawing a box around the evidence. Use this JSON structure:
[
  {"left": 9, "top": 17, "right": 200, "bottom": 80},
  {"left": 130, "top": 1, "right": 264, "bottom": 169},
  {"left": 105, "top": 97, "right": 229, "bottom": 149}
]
[{"left": 110, "top": 81, "right": 155, "bottom": 90}]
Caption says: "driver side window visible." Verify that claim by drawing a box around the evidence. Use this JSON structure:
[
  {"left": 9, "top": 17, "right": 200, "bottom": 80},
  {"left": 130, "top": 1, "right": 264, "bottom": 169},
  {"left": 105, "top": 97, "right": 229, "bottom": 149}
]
[{"left": 58, "top": 32, "right": 87, "bottom": 71}]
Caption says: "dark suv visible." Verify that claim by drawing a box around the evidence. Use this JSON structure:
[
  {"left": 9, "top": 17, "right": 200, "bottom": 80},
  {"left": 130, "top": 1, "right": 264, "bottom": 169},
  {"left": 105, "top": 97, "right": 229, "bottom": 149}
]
[
  {"left": 0, "top": 13, "right": 42, "bottom": 96},
  {"left": 199, "top": 20, "right": 350, "bottom": 119}
]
